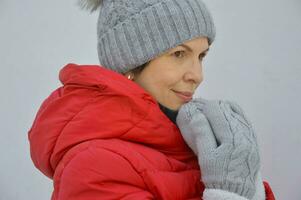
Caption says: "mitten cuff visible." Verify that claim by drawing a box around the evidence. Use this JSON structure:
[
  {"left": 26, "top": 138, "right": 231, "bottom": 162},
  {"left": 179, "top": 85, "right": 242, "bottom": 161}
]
[
  {"left": 203, "top": 171, "right": 266, "bottom": 200},
  {"left": 203, "top": 188, "right": 249, "bottom": 200}
]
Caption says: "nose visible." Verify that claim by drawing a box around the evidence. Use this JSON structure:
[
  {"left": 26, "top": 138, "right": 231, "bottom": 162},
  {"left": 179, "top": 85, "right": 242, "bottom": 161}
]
[{"left": 183, "top": 60, "right": 204, "bottom": 85}]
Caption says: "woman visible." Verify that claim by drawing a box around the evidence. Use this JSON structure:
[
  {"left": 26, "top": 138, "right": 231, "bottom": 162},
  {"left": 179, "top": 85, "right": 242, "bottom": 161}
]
[{"left": 28, "top": 0, "right": 275, "bottom": 199}]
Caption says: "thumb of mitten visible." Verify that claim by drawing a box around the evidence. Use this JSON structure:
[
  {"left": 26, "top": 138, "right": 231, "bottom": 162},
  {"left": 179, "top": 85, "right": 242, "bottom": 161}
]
[{"left": 176, "top": 101, "right": 217, "bottom": 156}]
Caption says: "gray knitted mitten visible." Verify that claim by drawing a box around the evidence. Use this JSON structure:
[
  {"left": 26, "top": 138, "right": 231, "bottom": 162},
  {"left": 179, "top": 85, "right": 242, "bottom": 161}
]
[{"left": 176, "top": 97, "right": 261, "bottom": 199}]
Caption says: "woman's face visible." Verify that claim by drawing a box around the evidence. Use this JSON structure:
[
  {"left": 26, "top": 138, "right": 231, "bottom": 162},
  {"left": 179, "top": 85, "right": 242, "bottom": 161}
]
[{"left": 129, "top": 36, "right": 209, "bottom": 111}]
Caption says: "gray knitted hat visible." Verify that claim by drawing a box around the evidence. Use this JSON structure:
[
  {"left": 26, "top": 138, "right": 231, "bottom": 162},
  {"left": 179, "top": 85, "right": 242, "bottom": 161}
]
[{"left": 78, "top": 0, "right": 216, "bottom": 74}]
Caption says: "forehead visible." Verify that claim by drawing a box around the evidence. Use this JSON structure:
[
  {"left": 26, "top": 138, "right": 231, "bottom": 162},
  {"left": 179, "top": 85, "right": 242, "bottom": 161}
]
[
  {"left": 154, "top": 36, "right": 209, "bottom": 58},
  {"left": 178, "top": 37, "right": 209, "bottom": 49},
  {"left": 168, "top": 37, "right": 209, "bottom": 52}
]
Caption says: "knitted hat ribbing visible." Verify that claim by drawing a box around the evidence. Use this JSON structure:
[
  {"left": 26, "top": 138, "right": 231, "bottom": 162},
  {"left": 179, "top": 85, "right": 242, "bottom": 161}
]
[{"left": 79, "top": 0, "right": 216, "bottom": 74}]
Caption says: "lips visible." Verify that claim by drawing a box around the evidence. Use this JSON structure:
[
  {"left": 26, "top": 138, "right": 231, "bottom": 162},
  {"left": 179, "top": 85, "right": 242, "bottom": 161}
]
[{"left": 172, "top": 90, "right": 193, "bottom": 102}]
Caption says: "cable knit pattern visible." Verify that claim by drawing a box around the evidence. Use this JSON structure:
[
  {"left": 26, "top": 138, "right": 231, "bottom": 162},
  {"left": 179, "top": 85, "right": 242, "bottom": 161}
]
[
  {"left": 176, "top": 97, "right": 261, "bottom": 199},
  {"left": 97, "top": 0, "right": 156, "bottom": 37}
]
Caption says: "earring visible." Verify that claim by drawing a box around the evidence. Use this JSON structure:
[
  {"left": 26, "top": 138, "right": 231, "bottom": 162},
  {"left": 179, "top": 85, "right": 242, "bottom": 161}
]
[{"left": 127, "top": 74, "right": 134, "bottom": 80}]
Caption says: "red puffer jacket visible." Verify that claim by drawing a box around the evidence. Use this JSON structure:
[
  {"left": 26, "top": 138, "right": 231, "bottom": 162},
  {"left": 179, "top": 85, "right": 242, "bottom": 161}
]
[{"left": 28, "top": 63, "right": 275, "bottom": 200}]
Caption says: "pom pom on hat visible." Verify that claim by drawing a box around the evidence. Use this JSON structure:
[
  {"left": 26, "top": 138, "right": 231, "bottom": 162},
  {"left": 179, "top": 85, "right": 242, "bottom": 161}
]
[{"left": 77, "top": 0, "right": 103, "bottom": 12}]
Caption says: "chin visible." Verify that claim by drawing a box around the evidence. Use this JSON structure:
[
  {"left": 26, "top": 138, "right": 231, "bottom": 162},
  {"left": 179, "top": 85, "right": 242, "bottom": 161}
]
[
  {"left": 159, "top": 101, "right": 179, "bottom": 111},
  {"left": 168, "top": 103, "right": 182, "bottom": 111}
]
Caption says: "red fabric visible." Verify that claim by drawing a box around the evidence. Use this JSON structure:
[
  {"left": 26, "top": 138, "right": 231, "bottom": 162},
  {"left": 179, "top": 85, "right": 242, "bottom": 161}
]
[
  {"left": 264, "top": 181, "right": 276, "bottom": 200},
  {"left": 28, "top": 63, "right": 275, "bottom": 200}
]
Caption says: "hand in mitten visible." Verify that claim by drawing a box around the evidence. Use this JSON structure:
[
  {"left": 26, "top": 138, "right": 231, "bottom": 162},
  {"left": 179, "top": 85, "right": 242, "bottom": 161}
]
[{"left": 176, "top": 97, "right": 263, "bottom": 200}]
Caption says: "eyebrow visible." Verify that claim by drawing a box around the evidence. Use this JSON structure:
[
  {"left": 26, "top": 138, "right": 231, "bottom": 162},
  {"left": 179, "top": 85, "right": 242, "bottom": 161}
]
[{"left": 179, "top": 44, "right": 210, "bottom": 54}]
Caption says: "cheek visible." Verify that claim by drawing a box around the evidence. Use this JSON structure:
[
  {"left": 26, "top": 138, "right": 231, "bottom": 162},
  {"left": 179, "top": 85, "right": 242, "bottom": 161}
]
[
  {"left": 138, "top": 60, "right": 184, "bottom": 101},
  {"left": 141, "top": 76, "right": 174, "bottom": 101},
  {"left": 153, "top": 76, "right": 182, "bottom": 103},
  {"left": 154, "top": 74, "right": 180, "bottom": 91},
  {"left": 148, "top": 78, "right": 170, "bottom": 95}
]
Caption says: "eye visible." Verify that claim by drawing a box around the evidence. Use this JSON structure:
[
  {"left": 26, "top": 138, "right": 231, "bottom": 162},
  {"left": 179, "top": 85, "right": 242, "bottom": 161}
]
[
  {"left": 173, "top": 50, "right": 186, "bottom": 58},
  {"left": 199, "top": 53, "right": 207, "bottom": 61}
]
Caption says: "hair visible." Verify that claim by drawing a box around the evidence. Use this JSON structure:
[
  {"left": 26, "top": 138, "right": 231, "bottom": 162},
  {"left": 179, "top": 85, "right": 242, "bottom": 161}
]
[{"left": 126, "top": 61, "right": 150, "bottom": 76}]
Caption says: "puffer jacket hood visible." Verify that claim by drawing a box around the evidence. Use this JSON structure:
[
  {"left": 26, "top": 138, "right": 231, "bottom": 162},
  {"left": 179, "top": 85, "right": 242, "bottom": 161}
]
[{"left": 28, "top": 63, "right": 196, "bottom": 179}]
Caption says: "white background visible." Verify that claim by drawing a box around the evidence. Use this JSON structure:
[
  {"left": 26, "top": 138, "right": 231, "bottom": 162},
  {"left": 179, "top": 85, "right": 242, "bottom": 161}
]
[{"left": 1, "top": 0, "right": 300, "bottom": 199}]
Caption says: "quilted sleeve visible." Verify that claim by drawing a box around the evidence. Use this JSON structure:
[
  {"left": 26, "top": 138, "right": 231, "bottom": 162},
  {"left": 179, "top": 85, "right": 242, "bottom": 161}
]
[{"left": 53, "top": 144, "right": 155, "bottom": 200}]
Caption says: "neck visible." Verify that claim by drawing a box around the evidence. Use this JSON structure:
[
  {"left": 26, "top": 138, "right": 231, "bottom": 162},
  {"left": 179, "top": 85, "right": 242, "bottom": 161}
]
[{"left": 158, "top": 103, "right": 179, "bottom": 125}]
